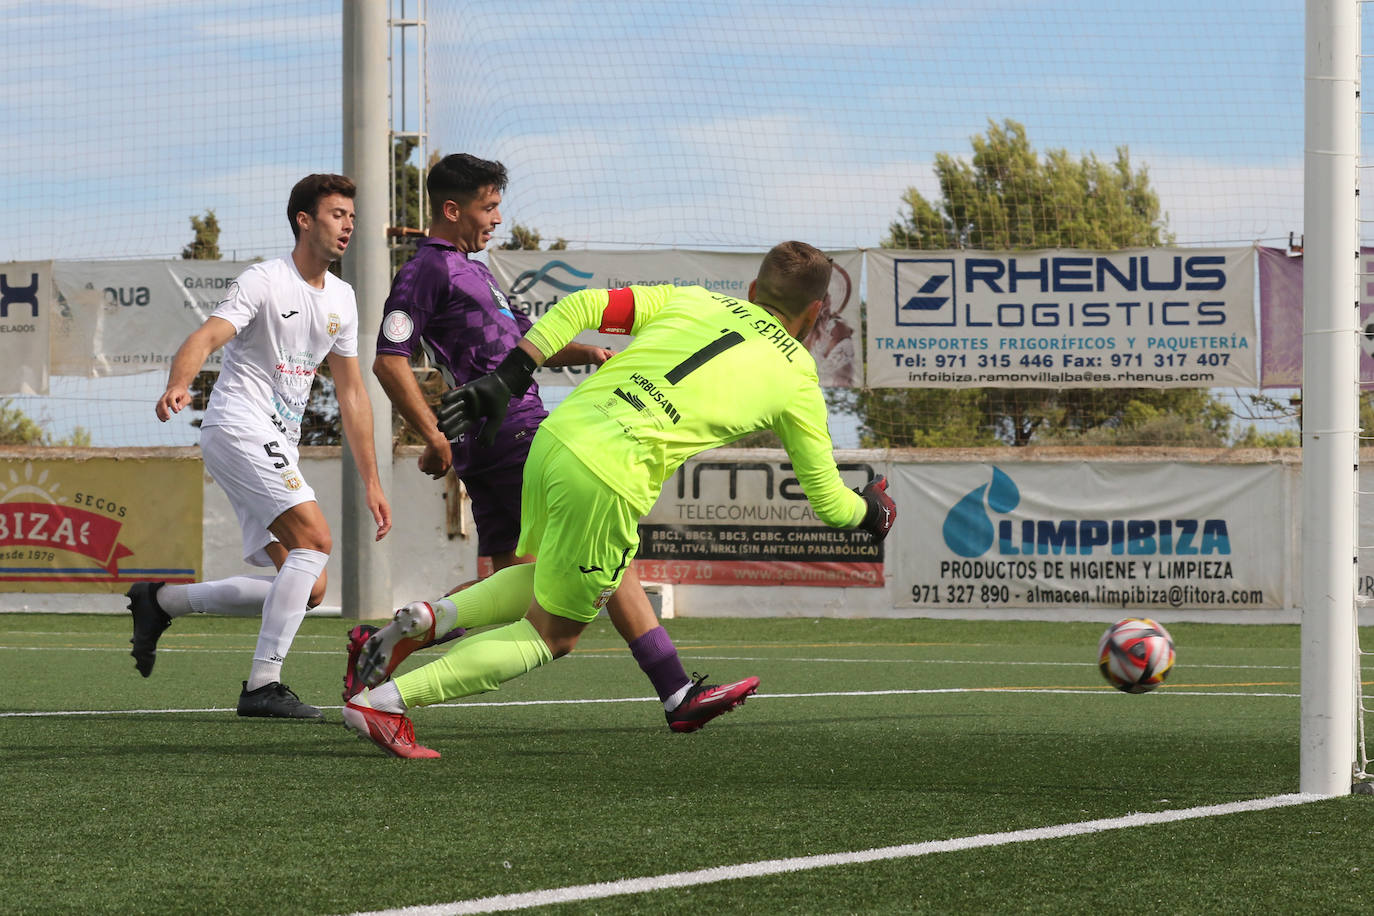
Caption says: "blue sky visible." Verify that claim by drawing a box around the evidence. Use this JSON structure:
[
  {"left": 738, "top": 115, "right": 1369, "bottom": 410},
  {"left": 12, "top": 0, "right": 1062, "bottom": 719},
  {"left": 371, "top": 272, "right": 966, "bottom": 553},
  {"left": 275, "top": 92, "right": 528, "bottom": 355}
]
[
  {"left": 425, "top": 0, "right": 1309, "bottom": 250},
  {"left": 0, "top": 0, "right": 1322, "bottom": 263}
]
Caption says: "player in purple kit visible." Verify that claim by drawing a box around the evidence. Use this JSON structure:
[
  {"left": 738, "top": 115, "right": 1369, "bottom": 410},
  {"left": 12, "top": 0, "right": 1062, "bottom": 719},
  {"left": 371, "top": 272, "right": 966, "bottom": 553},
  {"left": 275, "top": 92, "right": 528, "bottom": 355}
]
[{"left": 349, "top": 153, "right": 754, "bottom": 735}]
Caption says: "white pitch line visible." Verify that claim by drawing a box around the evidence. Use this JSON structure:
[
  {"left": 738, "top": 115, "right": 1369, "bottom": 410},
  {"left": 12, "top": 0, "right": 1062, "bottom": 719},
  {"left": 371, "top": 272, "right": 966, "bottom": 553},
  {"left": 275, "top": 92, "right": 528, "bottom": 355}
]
[
  {"left": 0, "top": 685, "right": 1299, "bottom": 718},
  {"left": 0, "top": 644, "right": 1310, "bottom": 673},
  {"left": 340, "top": 793, "right": 1326, "bottom": 916}
]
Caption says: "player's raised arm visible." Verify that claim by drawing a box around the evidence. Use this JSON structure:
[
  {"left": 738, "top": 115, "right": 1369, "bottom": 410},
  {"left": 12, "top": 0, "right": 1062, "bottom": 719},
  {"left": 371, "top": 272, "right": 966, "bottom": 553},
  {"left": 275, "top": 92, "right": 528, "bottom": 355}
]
[
  {"left": 156, "top": 316, "right": 236, "bottom": 422},
  {"left": 522, "top": 285, "right": 672, "bottom": 358}
]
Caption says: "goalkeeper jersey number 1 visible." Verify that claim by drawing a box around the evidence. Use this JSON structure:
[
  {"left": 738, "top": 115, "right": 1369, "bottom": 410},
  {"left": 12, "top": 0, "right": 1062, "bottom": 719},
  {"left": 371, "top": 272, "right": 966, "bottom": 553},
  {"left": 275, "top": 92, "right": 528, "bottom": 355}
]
[{"left": 527, "top": 284, "right": 865, "bottom": 529}]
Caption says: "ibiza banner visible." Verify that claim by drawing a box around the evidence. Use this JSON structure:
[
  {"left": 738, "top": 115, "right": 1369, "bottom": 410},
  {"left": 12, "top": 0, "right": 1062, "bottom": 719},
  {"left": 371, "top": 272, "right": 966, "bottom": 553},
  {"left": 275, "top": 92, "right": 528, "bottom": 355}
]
[
  {"left": 51, "top": 260, "right": 248, "bottom": 376},
  {"left": 866, "top": 247, "right": 1257, "bottom": 388},
  {"left": 634, "top": 454, "right": 885, "bottom": 587},
  {"left": 0, "top": 261, "right": 51, "bottom": 394},
  {"left": 893, "top": 461, "right": 1285, "bottom": 612},
  {"left": 488, "top": 249, "right": 863, "bottom": 387},
  {"left": 0, "top": 457, "right": 201, "bottom": 593}
]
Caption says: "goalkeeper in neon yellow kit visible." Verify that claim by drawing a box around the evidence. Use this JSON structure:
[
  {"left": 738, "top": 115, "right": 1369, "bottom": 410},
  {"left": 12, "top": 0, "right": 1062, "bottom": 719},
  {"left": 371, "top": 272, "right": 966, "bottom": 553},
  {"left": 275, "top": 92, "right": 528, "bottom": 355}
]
[{"left": 342, "top": 241, "right": 897, "bottom": 758}]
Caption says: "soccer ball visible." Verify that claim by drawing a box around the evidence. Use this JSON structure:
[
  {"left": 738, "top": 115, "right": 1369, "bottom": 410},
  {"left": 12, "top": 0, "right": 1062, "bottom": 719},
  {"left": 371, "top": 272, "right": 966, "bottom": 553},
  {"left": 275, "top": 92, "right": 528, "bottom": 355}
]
[{"left": 1098, "top": 617, "right": 1175, "bottom": 693}]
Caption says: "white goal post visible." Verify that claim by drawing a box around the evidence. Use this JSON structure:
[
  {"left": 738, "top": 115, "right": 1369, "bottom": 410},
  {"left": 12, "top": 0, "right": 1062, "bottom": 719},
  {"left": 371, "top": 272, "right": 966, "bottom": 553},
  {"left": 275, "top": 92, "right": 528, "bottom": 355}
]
[{"left": 1300, "top": 0, "right": 1361, "bottom": 795}]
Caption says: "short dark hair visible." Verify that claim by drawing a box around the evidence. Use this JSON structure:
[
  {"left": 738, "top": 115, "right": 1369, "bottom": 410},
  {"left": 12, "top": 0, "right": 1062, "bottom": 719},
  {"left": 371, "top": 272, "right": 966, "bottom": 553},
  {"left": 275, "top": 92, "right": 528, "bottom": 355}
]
[
  {"left": 427, "top": 154, "right": 508, "bottom": 215},
  {"left": 287, "top": 173, "right": 356, "bottom": 240},
  {"left": 754, "top": 241, "right": 833, "bottom": 318}
]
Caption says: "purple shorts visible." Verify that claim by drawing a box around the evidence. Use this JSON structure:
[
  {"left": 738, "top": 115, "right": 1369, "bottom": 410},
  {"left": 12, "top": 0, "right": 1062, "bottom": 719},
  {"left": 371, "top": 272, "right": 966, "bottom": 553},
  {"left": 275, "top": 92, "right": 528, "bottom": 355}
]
[
  {"left": 455, "top": 418, "right": 540, "bottom": 557},
  {"left": 464, "top": 462, "right": 526, "bottom": 556}
]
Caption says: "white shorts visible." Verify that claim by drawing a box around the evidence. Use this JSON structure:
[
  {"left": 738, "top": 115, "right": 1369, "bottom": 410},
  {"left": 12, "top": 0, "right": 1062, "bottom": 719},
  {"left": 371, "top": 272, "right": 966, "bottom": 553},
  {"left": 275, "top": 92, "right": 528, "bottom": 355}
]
[{"left": 201, "top": 422, "right": 317, "bottom": 566}]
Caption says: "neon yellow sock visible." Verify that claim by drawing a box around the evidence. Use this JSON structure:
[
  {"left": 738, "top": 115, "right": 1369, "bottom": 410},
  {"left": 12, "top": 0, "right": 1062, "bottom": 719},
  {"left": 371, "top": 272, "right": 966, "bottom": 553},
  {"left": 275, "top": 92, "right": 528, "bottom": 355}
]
[
  {"left": 395, "top": 618, "right": 553, "bottom": 708},
  {"left": 432, "top": 563, "right": 536, "bottom": 634}
]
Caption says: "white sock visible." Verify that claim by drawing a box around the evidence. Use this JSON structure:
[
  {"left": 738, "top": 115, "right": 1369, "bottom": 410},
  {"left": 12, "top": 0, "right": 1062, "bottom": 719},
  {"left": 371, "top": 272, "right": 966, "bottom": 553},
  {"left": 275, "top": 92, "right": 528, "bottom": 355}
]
[
  {"left": 664, "top": 682, "right": 691, "bottom": 712},
  {"left": 366, "top": 681, "right": 406, "bottom": 714},
  {"left": 158, "top": 576, "right": 274, "bottom": 618},
  {"left": 247, "top": 659, "right": 282, "bottom": 691},
  {"left": 246, "top": 548, "right": 328, "bottom": 691},
  {"left": 430, "top": 598, "right": 458, "bottom": 637}
]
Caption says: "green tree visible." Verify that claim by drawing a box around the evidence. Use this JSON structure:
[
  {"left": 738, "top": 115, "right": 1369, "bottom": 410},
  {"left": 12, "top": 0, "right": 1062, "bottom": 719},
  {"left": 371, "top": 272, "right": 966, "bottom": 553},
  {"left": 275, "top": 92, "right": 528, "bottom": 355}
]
[
  {"left": 389, "top": 138, "right": 430, "bottom": 273},
  {"left": 856, "top": 118, "right": 1228, "bottom": 447},
  {"left": 393, "top": 136, "right": 425, "bottom": 237},
  {"left": 500, "top": 223, "right": 543, "bottom": 250},
  {"left": 181, "top": 210, "right": 221, "bottom": 260},
  {"left": 0, "top": 400, "right": 90, "bottom": 446},
  {"left": 885, "top": 120, "right": 1171, "bottom": 250},
  {"left": 499, "top": 223, "right": 569, "bottom": 251},
  {"left": 183, "top": 208, "right": 223, "bottom": 426},
  {"left": 1231, "top": 425, "right": 1299, "bottom": 448}
]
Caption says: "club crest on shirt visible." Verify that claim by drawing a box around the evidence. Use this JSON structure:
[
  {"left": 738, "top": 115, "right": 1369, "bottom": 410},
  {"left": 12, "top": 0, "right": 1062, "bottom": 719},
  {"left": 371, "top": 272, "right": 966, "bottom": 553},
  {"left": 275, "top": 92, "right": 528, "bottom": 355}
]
[
  {"left": 488, "top": 280, "right": 514, "bottom": 318},
  {"left": 382, "top": 310, "right": 413, "bottom": 343},
  {"left": 281, "top": 469, "right": 304, "bottom": 491},
  {"left": 327, "top": 312, "right": 341, "bottom": 336}
]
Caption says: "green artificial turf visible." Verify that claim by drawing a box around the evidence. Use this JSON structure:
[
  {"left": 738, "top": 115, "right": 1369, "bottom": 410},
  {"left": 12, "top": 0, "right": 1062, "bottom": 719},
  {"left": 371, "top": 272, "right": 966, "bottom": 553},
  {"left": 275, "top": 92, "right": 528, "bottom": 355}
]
[{"left": 2, "top": 614, "right": 1371, "bottom": 914}]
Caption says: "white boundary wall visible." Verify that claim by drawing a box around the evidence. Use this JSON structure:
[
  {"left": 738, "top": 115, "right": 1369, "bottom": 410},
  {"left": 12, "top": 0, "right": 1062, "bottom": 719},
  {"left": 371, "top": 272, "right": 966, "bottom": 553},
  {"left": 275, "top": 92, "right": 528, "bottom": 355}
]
[
  {"left": 0, "top": 446, "right": 476, "bottom": 616},
  {"left": 5, "top": 445, "right": 1370, "bottom": 627}
]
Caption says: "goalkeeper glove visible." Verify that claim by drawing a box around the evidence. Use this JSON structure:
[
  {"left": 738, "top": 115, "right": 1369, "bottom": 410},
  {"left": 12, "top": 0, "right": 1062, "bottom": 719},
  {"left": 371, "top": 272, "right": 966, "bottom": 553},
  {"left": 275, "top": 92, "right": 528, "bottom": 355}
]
[
  {"left": 436, "top": 347, "right": 538, "bottom": 446},
  {"left": 856, "top": 475, "right": 896, "bottom": 541}
]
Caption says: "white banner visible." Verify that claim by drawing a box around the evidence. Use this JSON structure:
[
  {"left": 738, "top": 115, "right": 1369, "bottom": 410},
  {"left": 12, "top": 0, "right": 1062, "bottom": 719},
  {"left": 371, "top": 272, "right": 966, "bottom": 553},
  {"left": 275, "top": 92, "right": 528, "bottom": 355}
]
[
  {"left": 51, "top": 260, "right": 250, "bottom": 376},
  {"left": 487, "top": 249, "right": 862, "bottom": 387},
  {"left": 865, "top": 247, "right": 1257, "bottom": 388},
  {"left": 0, "top": 261, "right": 51, "bottom": 394},
  {"left": 894, "top": 461, "right": 1286, "bottom": 612},
  {"left": 636, "top": 453, "right": 885, "bottom": 587}
]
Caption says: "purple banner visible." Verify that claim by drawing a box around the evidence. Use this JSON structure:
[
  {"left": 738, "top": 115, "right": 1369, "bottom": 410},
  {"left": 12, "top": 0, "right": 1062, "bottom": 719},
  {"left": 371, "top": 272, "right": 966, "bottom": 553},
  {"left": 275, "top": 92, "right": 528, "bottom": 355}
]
[{"left": 1258, "top": 245, "right": 1374, "bottom": 388}]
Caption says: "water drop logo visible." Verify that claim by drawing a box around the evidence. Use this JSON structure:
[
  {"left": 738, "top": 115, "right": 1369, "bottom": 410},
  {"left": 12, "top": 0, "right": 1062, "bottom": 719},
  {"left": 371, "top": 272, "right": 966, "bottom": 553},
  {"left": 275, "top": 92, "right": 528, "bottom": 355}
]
[{"left": 942, "top": 467, "right": 1019, "bottom": 557}]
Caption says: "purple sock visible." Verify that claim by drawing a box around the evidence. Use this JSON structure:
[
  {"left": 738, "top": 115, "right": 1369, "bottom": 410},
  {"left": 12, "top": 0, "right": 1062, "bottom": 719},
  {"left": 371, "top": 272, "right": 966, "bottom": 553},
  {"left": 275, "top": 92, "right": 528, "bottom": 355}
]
[{"left": 628, "top": 626, "right": 690, "bottom": 702}]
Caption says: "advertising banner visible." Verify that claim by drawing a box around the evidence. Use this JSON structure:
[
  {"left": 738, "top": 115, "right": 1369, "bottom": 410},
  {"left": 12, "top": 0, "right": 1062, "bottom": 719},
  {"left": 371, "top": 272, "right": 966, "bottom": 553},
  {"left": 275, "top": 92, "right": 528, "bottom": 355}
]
[
  {"left": 895, "top": 461, "right": 1285, "bottom": 612},
  {"left": 866, "top": 247, "right": 1257, "bottom": 388},
  {"left": 1257, "top": 245, "right": 1374, "bottom": 388},
  {"left": 0, "top": 261, "right": 51, "bottom": 394},
  {"left": 51, "top": 260, "right": 249, "bottom": 376},
  {"left": 0, "top": 457, "right": 201, "bottom": 592},
  {"left": 1358, "top": 464, "right": 1374, "bottom": 603},
  {"left": 487, "top": 249, "right": 863, "bottom": 387},
  {"left": 634, "top": 454, "right": 885, "bottom": 587}
]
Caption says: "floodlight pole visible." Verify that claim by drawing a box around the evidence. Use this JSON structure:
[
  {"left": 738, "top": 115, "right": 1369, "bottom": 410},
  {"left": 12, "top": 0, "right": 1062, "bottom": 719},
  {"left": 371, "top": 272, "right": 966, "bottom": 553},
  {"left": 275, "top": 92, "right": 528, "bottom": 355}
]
[
  {"left": 341, "top": 0, "right": 393, "bottom": 619},
  {"left": 1300, "top": 0, "right": 1360, "bottom": 795}
]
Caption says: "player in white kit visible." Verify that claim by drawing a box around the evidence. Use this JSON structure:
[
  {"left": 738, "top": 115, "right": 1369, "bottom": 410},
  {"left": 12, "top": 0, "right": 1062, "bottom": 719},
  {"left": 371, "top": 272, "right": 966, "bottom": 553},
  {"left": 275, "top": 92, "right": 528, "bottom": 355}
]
[{"left": 127, "top": 173, "right": 392, "bottom": 719}]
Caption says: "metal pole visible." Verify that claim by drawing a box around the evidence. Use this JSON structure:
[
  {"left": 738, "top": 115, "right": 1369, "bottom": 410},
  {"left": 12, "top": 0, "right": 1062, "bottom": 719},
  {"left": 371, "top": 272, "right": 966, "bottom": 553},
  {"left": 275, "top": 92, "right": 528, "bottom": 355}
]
[
  {"left": 341, "top": 0, "right": 393, "bottom": 619},
  {"left": 1300, "top": 0, "right": 1359, "bottom": 796}
]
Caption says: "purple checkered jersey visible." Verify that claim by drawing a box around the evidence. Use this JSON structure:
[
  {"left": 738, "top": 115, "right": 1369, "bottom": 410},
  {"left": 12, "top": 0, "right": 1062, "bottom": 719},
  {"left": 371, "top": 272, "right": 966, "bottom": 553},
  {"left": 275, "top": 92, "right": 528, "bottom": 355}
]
[{"left": 377, "top": 237, "right": 546, "bottom": 474}]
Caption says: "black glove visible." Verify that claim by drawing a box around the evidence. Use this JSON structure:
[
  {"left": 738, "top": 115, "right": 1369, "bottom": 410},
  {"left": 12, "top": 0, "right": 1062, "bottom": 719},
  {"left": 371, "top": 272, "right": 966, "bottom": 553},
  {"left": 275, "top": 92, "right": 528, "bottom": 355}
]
[
  {"left": 436, "top": 347, "right": 538, "bottom": 446},
  {"left": 856, "top": 475, "right": 896, "bottom": 541}
]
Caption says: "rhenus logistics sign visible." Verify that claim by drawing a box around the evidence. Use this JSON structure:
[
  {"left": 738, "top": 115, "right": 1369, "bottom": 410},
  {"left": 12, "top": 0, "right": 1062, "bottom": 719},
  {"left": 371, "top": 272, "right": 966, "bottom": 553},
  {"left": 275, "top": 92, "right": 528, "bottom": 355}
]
[{"left": 865, "top": 247, "right": 1256, "bottom": 388}]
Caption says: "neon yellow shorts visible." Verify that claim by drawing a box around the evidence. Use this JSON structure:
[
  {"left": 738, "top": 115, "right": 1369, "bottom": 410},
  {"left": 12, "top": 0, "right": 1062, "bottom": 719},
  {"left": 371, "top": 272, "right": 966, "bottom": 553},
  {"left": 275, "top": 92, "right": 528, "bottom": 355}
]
[{"left": 516, "top": 430, "right": 640, "bottom": 623}]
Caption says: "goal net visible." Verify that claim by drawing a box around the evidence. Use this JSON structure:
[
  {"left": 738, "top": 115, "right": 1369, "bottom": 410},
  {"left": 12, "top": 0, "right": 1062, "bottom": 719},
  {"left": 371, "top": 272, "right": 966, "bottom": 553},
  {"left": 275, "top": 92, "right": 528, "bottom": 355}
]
[
  {"left": 0, "top": 0, "right": 1367, "bottom": 788},
  {"left": 0, "top": 2, "right": 341, "bottom": 448}
]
